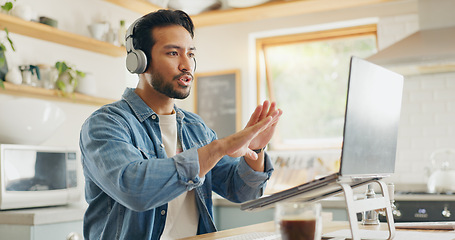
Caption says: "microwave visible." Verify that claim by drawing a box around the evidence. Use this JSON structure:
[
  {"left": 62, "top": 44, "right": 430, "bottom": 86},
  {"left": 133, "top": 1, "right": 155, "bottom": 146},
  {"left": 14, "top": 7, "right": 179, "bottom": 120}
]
[{"left": 0, "top": 144, "right": 81, "bottom": 210}]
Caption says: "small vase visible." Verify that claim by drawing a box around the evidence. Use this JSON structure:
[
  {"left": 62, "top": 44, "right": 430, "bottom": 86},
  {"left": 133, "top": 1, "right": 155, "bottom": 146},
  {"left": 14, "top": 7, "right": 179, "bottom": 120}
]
[{"left": 5, "top": 66, "right": 21, "bottom": 84}]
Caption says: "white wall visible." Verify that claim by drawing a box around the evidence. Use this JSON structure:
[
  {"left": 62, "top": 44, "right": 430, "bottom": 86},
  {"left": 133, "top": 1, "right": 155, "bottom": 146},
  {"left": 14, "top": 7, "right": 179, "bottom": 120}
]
[
  {"left": 394, "top": 72, "right": 455, "bottom": 184},
  {"left": 1, "top": 0, "right": 141, "bottom": 149},
  {"left": 3, "top": 0, "right": 452, "bottom": 185}
]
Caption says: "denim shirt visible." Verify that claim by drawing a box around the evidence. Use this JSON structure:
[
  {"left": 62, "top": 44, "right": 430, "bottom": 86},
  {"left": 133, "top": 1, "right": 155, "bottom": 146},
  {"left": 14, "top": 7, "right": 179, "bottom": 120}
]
[{"left": 80, "top": 88, "right": 274, "bottom": 240}]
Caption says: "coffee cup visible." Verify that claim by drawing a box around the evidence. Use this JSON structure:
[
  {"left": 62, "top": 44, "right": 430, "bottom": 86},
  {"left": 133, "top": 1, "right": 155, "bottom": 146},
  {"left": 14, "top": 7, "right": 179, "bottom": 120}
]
[{"left": 275, "top": 202, "right": 322, "bottom": 240}]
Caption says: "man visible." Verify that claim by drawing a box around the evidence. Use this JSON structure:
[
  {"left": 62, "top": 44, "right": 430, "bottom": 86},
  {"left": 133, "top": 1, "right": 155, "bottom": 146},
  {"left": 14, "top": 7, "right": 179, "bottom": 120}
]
[{"left": 80, "top": 9, "right": 282, "bottom": 240}]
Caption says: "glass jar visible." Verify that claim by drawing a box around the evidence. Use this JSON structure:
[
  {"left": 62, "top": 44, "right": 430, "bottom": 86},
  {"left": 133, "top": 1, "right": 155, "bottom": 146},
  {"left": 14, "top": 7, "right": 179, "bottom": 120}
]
[{"left": 38, "top": 64, "right": 58, "bottom": 89}]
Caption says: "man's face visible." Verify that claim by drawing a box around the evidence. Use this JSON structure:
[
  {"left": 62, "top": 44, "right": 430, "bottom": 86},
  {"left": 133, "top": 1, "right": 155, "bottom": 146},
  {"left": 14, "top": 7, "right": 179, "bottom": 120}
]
[{"left": 147, "top": 25, "right": 196, "bottom": 99}]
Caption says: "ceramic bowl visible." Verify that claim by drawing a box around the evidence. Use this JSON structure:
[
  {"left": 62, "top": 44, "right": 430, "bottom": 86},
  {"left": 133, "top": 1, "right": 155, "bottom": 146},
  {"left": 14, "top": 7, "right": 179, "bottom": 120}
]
[
  {"left": 168, "top": 0, "right": 221, "bottom": 15},
  {"left": 0, "top": 98, "right": 66, "bottom": 145},
  {"left": 226, "top": 0, "right": 270, "bottom": 8},
  {"left": 147, "top": 0, "right": 169, "bottom": 8}
]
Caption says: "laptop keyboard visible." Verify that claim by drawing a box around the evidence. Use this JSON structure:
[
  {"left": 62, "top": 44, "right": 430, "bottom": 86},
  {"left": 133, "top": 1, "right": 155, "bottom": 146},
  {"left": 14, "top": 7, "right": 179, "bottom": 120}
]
[{"left": 216, "top": 232, "right": 281, "bottom": 240}]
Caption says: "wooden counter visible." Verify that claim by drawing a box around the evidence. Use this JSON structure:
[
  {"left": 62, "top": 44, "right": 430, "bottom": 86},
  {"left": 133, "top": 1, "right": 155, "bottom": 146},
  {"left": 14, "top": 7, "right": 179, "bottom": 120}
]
[
  {"left": 180, "top": 218, "right": 455, "bottom": 240},
  {"left": 178, "top": 219, "right": 368, "bottom": 240},
  {"left": 180, "top": 212, "right": 349, "bottom": 240}
]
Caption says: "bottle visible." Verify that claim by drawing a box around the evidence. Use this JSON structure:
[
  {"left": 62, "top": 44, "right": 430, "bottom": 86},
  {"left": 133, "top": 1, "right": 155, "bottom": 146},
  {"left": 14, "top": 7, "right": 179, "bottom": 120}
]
[
  {"left": 362, "top": 184, "right": 380, "bottom": 225},
  {"left": 118, "top": 20, "right": 126, "bottom": 47},
  {"left": 387, "top": 183, "right": 401, "bottom": 218}
]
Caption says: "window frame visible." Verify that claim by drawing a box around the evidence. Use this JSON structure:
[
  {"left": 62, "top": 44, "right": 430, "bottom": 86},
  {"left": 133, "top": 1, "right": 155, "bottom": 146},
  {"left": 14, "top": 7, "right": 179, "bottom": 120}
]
[{"left": 255, "top": 24, "right": 378, "bottom": 150}]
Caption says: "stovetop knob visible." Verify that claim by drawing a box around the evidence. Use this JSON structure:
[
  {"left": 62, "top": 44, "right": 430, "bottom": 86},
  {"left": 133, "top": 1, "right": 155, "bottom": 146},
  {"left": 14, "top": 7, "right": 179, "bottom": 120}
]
[{"left": 442, "top": 207, "right": 451, "bottom": 218}]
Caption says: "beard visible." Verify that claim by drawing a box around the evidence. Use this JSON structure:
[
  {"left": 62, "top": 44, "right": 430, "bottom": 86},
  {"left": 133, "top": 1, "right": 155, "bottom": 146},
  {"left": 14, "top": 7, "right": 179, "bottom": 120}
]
[{"left": 150, "top": 71, "right": 191, "bottom": 99}]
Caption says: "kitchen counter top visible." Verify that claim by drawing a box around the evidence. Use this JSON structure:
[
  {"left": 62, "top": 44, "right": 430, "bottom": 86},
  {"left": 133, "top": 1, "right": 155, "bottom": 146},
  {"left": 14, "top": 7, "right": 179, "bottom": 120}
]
[
  {"left": 179, "top": 218, "right": 455, "bottom": 240},
  {"left": 394, "top": 193, "right": 455, "bottom": 201},
  {"left": 0, "top": 203, "right": 87, "bottom": 225},
  {"left": 180, "top": 212, "right": 333, "bottom": 240}
]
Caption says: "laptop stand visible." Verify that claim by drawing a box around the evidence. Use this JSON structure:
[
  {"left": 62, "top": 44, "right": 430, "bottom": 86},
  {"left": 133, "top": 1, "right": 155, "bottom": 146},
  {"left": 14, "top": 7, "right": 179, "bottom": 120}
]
[{"left": 339, "top": 180, "right": 395, "bottom": 240}]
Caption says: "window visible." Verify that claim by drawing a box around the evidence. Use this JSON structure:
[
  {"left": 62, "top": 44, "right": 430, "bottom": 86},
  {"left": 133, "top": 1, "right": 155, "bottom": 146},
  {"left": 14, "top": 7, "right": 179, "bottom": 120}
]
[{"left": 257, "top": 24, "right": 378, "bottom": 150}]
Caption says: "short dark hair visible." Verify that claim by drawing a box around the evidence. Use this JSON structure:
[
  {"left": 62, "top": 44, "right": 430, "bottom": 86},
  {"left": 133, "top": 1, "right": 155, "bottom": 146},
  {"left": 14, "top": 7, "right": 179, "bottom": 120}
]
[{"left": 132, "top": 10, "right": 194, "bottom": 71}]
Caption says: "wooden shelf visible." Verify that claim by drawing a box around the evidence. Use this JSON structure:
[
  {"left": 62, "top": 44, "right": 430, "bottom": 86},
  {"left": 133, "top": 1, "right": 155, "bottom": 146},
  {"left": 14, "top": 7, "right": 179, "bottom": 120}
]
[
  {"left": 103, "top": 0, "right": 400, "bottom": 27},
  {"left": 1, "top": 82, "right": 116, "bottom": 106},
  {"left": 0, "top": 13, "right": 126, "bottom": 57}
]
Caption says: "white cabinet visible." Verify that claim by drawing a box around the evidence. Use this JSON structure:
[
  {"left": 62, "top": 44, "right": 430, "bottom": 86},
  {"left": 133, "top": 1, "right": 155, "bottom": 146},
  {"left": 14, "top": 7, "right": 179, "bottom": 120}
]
[
  {"left": 0, "top": 221, "right": 82, "bottom": 240},
  {"left": 0, "top": 204, "right": 86, "bottom": 240}
]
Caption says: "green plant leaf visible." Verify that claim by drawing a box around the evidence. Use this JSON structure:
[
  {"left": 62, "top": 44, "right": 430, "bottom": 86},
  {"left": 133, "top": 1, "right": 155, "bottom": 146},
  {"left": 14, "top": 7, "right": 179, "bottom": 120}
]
[
  {"left": 76, "top": 70, "right": 86, "bottom": 78},
  {"left": 5, "top": 28, "right": 15, "bottom": 51},
  {"left": 56, "top": 79, "right": 66, "bottom": 91},
  {"left": 0, "top": 44, "right": 5, "bottom": 68},
  {"left": 55, "top": 61, "right": 62, "bottom": 73},
  {"left": 1, "top": 2, "right": 13, "bottom": 12},
  {"left": 55, "top": 61, "right": 69, "bottom": 75},
  {"left": 68, "top": 70, "right": 75, "bottom": 80},
  {"left": 0, "top": 80, "right": 4, "bottom": 89},
  {"left": 0, "top": 28, "right": 15, "bottom": 52}
]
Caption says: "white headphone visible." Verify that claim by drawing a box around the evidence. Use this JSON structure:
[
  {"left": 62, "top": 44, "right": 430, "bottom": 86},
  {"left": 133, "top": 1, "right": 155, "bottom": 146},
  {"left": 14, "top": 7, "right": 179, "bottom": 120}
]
[{"left": 125, "top": 18, "right": 148, "bottom": 74}]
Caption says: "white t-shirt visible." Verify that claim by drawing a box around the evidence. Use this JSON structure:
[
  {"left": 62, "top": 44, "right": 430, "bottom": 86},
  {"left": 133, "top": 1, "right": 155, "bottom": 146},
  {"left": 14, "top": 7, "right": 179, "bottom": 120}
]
[{"left": 158, "top": 113, "right": 198, "bottom": 239}]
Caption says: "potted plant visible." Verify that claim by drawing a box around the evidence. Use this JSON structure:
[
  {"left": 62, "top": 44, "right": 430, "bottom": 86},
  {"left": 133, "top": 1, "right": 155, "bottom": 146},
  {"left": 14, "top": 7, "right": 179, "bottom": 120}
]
[
  {"left": 55, "top": 61, "right": 85, "bottom": 94},
  {"left": 0, "top": 0, "right": 16, "bottom": 89}
]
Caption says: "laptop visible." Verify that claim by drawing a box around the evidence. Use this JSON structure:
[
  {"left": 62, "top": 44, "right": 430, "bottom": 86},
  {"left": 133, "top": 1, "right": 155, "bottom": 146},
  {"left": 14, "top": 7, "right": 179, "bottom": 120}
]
[{"left": 241, "top": 56, "right": 404, "bottom": 211}]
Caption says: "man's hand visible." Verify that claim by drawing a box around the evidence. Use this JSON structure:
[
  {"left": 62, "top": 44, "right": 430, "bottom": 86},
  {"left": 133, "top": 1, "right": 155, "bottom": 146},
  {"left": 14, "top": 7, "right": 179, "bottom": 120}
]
[
  {"left": 222, "top": 113, "right": 277, "bottom": 160},
  {"left": 197, "top": 103, "right": 281, "bottom": 176},
  {"left": 246, "top": 100, "right": 282, "bottom": 151}
]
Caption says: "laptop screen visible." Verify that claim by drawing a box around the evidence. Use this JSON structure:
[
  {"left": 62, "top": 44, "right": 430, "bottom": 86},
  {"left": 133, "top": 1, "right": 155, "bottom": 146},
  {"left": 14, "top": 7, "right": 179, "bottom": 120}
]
[{"left": 340, "top": 57, "right": 403, "bottom": 177}]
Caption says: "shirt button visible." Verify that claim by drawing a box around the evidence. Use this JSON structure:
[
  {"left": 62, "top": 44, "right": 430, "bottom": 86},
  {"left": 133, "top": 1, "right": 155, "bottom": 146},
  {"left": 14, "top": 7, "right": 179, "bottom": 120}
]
[
  {"left": 151, "top": 115, "right": 157, "bottom": 120},
  {"left": 160, "top": 144, "right": 164, "bottom": 148},
  {"left": 161, "top": 210, "right": 166, "bottom": 215},
  {"left": 188, "top": 180, "right": 194, "bottom": 184}
]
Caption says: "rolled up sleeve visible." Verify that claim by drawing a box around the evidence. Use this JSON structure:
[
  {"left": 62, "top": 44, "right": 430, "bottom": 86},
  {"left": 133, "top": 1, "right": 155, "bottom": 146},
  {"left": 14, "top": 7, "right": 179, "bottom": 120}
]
[
  {"left": 238, "top": 153, "right": 274, "bottom": 189},
  {"left": 173, "top": 147, "right": 205, "bottom": 191}
]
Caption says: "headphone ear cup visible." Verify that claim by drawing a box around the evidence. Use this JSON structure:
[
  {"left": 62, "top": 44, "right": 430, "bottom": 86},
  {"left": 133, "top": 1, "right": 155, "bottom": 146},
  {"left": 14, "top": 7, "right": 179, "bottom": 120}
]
[{"left": 126, "top": 49, "right": 147, "bottom": 74}]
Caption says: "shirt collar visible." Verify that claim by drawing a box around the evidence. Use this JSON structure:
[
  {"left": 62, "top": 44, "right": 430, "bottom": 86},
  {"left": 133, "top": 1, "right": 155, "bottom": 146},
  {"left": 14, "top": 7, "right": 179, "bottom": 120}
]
[
  {"left": 122, "top": 88, "right": 156, "bottom": 122},
  {"left": 122, "top": 88, "right": 185, "bottom": 122}
]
